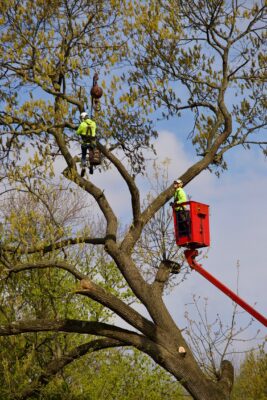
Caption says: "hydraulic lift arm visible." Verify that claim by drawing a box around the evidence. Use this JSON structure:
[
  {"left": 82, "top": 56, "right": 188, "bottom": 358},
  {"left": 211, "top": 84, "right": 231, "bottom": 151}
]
[{"left": 184, "top": 249, "right": 267, "bottom": 328}]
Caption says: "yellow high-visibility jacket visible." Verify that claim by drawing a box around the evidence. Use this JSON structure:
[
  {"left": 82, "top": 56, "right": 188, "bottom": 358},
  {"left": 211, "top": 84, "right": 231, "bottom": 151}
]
[
  {"left": 174, "top": 188, "right": 187, "bottom": 210},
  {"left": 76, "top": 118, "right": 96, "bottom": 137}
]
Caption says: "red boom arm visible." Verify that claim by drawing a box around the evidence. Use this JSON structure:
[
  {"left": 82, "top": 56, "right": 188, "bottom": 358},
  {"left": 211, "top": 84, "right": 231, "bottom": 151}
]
[{"left": 184, "top": 249, "right": 267, "bottom": 327}]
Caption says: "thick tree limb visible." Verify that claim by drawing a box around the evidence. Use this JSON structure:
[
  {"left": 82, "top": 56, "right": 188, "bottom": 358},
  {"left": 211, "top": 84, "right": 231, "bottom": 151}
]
[
  {"left": 0, "top": 318, "right": 227, "bottom": 399},
  {"left": 62, "top": 164, "right": 118, "bottom": 242},
  {"left": 98, "top": 142, "right": 141, "bottom": 223},
  {"left": 0, "top": 318, "right": 144, "bottom": 342},
  {"left": 8, "top": 262, "right": 158, "bottom": 343},
  {"left": 7, "top": 260, "right": 85, "bottom": 280},
  {"left": 77, "top": 278, "right": 164, "bottom": 342},
  {"left": 152, "top": 260, "right": 181, "bottom": 294},
  {"left": 218, "top": 360, "right": 234, "bottom": 397},
  {"left": 0, "top": 318, "right": 181, "bottom": 369},
  {"left": 2, "top": 236, "right": 105, "bottom": 255}
]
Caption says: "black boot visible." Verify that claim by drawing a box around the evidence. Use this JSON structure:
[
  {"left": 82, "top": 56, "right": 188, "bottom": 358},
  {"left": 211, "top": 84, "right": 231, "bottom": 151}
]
[{"left": 81, "top": 168, "right": 86, "bottom": 177}]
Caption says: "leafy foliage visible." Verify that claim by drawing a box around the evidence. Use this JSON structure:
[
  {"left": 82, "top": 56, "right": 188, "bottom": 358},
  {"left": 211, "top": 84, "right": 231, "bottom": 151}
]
[
  {"left": 41, "top": 349, "right": 188, "bottom": 400},
  {"left": 231, "top": 345, "right": 267, "bottom": 400}
]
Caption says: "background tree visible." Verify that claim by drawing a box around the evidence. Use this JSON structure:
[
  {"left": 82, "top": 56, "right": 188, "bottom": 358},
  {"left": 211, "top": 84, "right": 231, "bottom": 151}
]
[
  {"left": 38, "top": 348, "right": 189, "bottom": 400},
  {"left": 231, "top": 344, "right": 267, "bottom": 400},
  {"left": 0, "top": 187, "right": 137, "bottom": 399},
  {"left": 0, "top": 1, "right": 266, "bottom": 400}
]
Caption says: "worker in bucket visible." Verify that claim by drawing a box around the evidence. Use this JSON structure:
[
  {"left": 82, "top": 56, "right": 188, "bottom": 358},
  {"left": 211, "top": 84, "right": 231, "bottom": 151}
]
[
  {"left": 76, "top": 112, "right": 96, "bottom": 176},
  {"left": 171, "top": 179, "right": 189, "bottom": 237},
  {"left": 172, "top": 179, "right": 187, "bottom": 210}
]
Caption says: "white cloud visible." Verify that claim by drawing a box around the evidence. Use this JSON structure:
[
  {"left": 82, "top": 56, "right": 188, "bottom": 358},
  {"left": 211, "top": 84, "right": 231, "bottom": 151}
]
[{"left": 152, "top": 129, "right": 192, "bottom": 176}]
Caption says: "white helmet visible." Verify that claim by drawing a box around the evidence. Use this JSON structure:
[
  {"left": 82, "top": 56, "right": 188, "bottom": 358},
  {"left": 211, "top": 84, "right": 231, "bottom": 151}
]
[
  {"left": 80, "top": 112, "right": 88, "bottom": 120},
  {"left": 174, "top": 179, "right": 183, "bottom": 185}
]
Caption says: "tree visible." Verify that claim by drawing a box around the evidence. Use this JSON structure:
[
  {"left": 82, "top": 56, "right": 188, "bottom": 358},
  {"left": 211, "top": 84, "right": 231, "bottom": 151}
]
[
  {"left": 231, "top": 345, "right": 267, "bottom": 400},
  {"left": 0, "top": 1, "right": 266, "bottom": 399},
  {"left": 0, "top": 188, "right": 137, "bottom": 399}
]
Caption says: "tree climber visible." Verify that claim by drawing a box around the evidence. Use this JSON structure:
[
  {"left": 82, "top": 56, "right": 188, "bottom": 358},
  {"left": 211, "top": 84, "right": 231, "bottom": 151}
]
[{"left": 76, "top": 112, "right": 96, "bottom": 176}]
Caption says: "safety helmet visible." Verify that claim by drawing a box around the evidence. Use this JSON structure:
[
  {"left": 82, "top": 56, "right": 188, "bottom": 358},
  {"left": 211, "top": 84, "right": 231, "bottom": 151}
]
[
  {"left": 174, "top": 179, "right": 183, "bottom": 184},
  {"left": 80, "top": 112, "right": 88, "bottom": 120}
]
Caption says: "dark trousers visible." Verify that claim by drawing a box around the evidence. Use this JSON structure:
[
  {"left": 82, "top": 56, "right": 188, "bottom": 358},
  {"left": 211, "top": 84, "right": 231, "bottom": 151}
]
[
  {"left": 176, "top": 209, "right": 190, "bottom": 237},
  {"left": 81, "top": 138, "right": 95, "bottom": 166}
]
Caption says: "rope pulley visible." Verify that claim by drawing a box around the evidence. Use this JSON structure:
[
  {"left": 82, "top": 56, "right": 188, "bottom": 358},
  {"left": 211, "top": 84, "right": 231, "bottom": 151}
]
[{"left": 90, "top": 73, "right": 103, "bottom": 113}]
